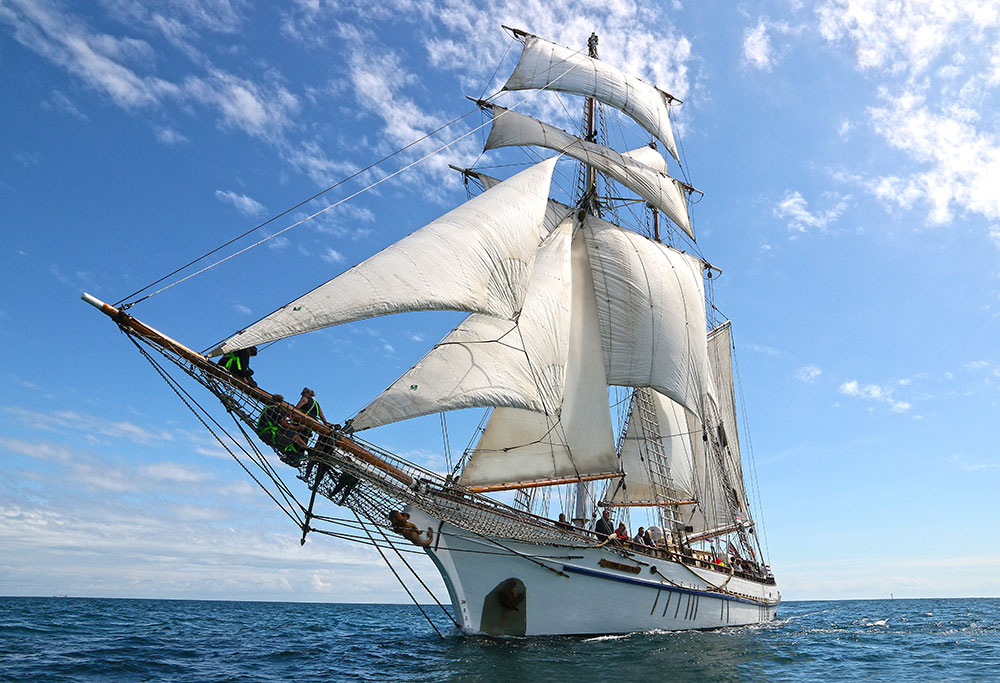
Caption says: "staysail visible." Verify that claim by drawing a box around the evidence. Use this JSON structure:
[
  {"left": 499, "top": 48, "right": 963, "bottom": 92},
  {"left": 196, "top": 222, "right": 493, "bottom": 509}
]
[
  {"left": 352, "top": 218, "right": 574, "bottom": 430},
  {"left": 212, "top": 158, "right": 558, "bottom": 355},
  {"left": 503, "top": 30, "right": 681, "bottom": 163},
  {"left": 707, "top": 322, "right": 749, "bottom": 519},
  {"left": 484, "top": 105, "right": 693, "bottom": 240}
]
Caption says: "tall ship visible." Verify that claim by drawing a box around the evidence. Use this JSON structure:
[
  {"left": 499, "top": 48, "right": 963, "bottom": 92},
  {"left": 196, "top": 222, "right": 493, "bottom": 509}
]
[{"left": 83, "top": 27, "right": 779, "bottom": 636}]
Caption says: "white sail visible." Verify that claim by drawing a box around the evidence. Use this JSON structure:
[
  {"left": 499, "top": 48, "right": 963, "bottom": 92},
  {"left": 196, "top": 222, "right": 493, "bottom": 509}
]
[
  {"left": 583, "top": 214, "right": 708, "bottom": 418},
  {"left": 707, "top": 322, "right": 748, "bottom": 518},
  {"left": 604, "top": 389, "right": 697, "bottom": 506},
  {"left": 484, "top": 106, "right": 693, "bottom": 240},
  {"left": 463, "top": 168, "right": 574, "bottom": 232},
  {"left": 622, "top": 144, "right": 667, "bottom": 174},
  {"left": 352, "top": 218, "right": 573, "bottom": 431},
  {"left": 461, "top": 227, "right": 617, "bottom": 488},
  {"left": 504, "top": 32, "right": 680, "bottom": 163},
  {"left": 212, "top": 158, "right": 558, "bottom": 355}
]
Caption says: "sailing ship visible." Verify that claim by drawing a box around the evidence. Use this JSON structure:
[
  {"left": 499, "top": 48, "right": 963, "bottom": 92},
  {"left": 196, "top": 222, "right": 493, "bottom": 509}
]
[{"left": 83, "top": 27, "right": 779, "bottom": 636}]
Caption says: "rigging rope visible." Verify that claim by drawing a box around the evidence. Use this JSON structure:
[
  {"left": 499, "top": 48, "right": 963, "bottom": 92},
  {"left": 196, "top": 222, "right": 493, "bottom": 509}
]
[
  {"left": 120, "top": 41, "right": 590, "bottom": 311},
  {"left": 126, "top": 333, "right": 305, "bottom": 526},
  {"left": 353, "top": 511, "right": 446, "bottom": 638}
]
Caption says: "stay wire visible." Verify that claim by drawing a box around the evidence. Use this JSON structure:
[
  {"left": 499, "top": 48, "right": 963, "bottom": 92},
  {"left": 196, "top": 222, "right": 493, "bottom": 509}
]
[
  {"left": 115, "top": 106, "right": 481, "bottom": 309},
  {"left": 353, "top": 511, "right": 446, "bottom": 638},
  {"left": 125, "top": 333, "right": 305, "bottom": 526},
  {"left": 120, "top": 39, "right": 589, "bottom": 311},
  {"left": 366, "top": 514, "right": 460, "bottom": 628}
]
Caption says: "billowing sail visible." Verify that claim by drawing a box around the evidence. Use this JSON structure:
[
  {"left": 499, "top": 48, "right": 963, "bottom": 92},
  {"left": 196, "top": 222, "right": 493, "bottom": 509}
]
[
  {"left": 604, "top": 388, "right": 697, "bottom": 506},
  {"left": 212, "top": 158, "right": 557, "bottom": 355},
  {"left": 352, "top": 218, "right": 573, "bottom": 431},
  {"left": 504, "top": 32, "right": 680, "bottom": 162},
  {"left": 582, "top": 215, "right": 708, "bottom": 417},
  {"left": 461, "top": 167, "right": 574, "bottom": 233},
  {"left": 484, "top": 105, "right": 693, "bottom": 239},
  {"left": 707, "top": 322, "right": 748, "bottom": 518},
  {"left": 461, "top": 227, "right": 617, "bottom": 488}
]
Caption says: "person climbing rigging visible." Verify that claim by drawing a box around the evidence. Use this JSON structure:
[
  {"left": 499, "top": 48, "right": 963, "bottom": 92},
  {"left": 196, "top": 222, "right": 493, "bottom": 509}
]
[{"left": 218, "top": 346, "right": 258, "bottom": 387}]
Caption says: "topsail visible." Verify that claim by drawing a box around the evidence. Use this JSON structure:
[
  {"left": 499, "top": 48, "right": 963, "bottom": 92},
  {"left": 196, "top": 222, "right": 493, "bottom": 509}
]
[{"left": 504, "top": 31, "right": 681, "bottom": 163}]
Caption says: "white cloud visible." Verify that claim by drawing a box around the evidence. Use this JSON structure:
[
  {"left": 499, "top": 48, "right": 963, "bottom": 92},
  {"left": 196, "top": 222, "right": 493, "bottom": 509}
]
[
  {"left": 154, "top": 125, "right": 188, "bottom": 145},
  {"left": 0, "top": 0, "right": 180, "bottom": 108},
  {"left": 185, "top": 70, "right": 299, "bottom": 142},
  {"left": 321, "top": 248, "right": 344, "bottom": 263},
  {"left": 817, "top": 1, "right": 1000, "bottom": 233},
  {"left": 43, "top": 89, "right": 88, "bottom": 119},
  {"left": 950, "top": 454, "right": 1000, "bottom": 471},
  {"left": 774, "top": 190, "right": 850, "bottom": 234},
  {"left": 796, "top": 365, "right": 822, "bottom": 383},
  {"left": 817, "top": 0, "right": 1000, "bottom": 77},
  {"left": 839, "top": 378, "right": 916, "bottom": 414},
  {"left": 215, "top": 189, "right": 265, "bottom": 216},
  {"left": 742, "top": 21, "right": 774, "bottom": 71},
  {"left": 140, "top": 461, "right": 211, "bottom": 483}
]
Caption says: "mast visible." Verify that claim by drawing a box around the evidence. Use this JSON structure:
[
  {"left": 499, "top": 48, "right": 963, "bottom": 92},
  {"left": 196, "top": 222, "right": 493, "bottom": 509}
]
[
  {"left": 573, "top": 30, "right": 599, "bottom": 528},
  {"left": 583, "top": 32, "right": 599, "bottom": 201}
]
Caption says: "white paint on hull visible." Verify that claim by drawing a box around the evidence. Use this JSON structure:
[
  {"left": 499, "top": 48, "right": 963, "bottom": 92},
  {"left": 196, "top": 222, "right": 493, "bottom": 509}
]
[{"left": 406, "top": 508, "right": 779, "bottom": 636}]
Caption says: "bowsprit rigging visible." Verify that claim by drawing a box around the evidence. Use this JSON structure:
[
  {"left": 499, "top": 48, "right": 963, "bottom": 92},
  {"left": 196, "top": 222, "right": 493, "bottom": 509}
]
[{"left": 83, "top": 26, "right": 779, "bottom": 637}]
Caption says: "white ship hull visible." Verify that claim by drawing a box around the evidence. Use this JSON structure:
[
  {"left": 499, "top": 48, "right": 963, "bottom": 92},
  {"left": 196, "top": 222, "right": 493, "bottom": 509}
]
[{"left": 407, "top": 507, "right": 779, "bottom": 636}]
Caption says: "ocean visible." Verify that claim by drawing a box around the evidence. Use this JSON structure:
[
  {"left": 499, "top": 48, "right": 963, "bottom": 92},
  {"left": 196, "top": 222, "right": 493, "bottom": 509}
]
[{"left": 1, "top": 597, "right": 997, "bottom": 681}]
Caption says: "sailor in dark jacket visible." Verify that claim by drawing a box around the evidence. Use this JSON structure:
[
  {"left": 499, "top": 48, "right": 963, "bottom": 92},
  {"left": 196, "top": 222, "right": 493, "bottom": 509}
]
[
  {"left": 595, "top": 509, "right": 615, "bottom": 541},
  {"left": 218, "top": 346, "right": 258, "bottom": 386}
]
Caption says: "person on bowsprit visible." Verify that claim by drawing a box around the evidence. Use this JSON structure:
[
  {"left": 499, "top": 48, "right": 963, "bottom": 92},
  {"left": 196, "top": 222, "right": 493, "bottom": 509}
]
[
  {"left": 218, "top": 346, "right": 258, "bottom": 386},
  {"left": 293, "top": 387, "right": 326, "bottom": 441},
  {"left": 256, "top": 394, "right": 308, "bottom": 461},
  {"left": 294, "top": 387, "right": 326, "bottom": 422}
]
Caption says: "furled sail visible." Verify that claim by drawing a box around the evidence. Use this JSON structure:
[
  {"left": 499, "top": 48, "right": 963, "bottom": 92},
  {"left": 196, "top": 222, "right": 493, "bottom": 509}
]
[
  {"left": 483, "top": 105, "right": 693, "bottom": 240},
  {"left": 352, "top": 218, "right": 573, "bottom": 431},
  {"left": 582, "top": 214, "right": 708, "bottom": 418},
  {"left": 211, "top": 158, "right": 558, "bottom": 356},
  {"left": 707, "top": 322, "right": 748, "bottom": 518},
  {"left": 503, "top": 31, "right": 680, "bottom": 163},
  {"left": 461, "top": 227, "right": 618, "bottom": 488},
  {"left": 603, "top": 388, "right": 697, "bottom": 506}
]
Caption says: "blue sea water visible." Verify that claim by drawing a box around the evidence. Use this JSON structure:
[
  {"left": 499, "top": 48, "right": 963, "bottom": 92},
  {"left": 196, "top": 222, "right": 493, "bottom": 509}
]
[{"left": 1, "top": 597, "right": 997, "bottom": 681}]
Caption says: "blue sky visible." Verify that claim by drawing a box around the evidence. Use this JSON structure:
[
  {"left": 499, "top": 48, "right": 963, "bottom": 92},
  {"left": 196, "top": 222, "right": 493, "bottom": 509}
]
[{"left": 2, "top": 0, "right": 998, "bottom": 604}]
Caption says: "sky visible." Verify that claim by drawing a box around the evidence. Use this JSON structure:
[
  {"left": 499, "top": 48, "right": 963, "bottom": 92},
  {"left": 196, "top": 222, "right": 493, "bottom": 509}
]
[{"left": 1, "top": 0, "right": 999, "bottom": 605}]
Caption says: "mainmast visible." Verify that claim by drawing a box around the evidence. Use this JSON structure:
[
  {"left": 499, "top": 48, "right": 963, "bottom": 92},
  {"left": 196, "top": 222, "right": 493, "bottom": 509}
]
[
  {"left": 573, "top": 30, "right": 600, "bottom": 528},
  {"left": 583, "top": 31, "right": 599, "bottom": 202}
]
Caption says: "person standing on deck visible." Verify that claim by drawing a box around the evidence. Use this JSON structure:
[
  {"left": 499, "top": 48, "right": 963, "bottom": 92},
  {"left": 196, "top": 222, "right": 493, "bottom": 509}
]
[{"left": 595, "top": 509, "right": 615, "bottom": 541}]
